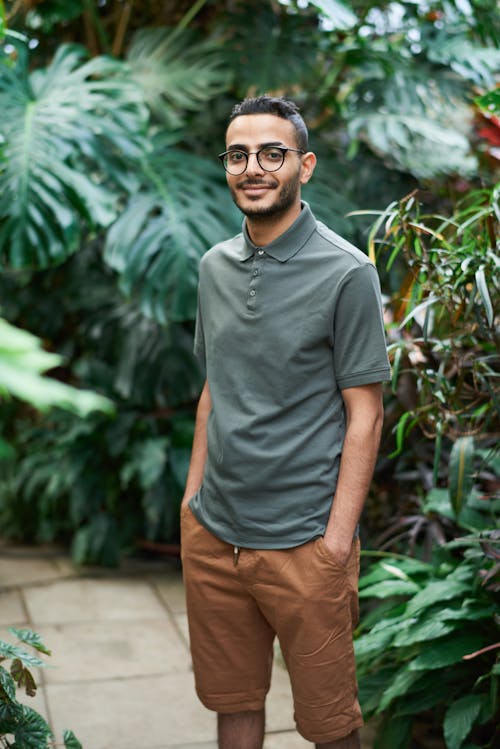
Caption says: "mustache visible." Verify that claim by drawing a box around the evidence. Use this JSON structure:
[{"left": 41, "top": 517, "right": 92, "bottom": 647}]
[{"left": 236, "top": 179, "right": 277, "bottom": 188}]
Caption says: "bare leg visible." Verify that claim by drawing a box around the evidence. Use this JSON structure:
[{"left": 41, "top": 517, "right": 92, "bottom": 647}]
[
  {"left": 316, "top": 728, "right": 361, "bottom": 749},
  {"left": 218, "top": 709, "right": 265, "bottom": 749}
]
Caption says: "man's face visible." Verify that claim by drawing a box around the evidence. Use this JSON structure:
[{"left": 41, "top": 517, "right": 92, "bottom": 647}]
[{"left": 224, "top": 114, "right": 310, "bottom": 219}]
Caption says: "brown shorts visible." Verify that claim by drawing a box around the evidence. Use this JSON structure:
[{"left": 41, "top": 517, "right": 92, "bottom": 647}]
[{"left": 181, "top": 504, "right": 363, "bottom": 744}]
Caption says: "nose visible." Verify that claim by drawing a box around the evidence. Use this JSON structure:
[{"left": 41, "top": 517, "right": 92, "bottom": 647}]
[{"left": 245, "top": 151, "right": 265, "bottom": 176}]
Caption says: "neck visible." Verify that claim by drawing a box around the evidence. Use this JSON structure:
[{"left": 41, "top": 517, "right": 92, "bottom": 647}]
[{"left": 245, "top": 202, "right": 302, "bottom": 247}]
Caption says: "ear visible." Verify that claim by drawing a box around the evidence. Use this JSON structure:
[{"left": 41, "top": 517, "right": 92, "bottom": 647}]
[{"left": 300, "top": 151, "right": 317, "bottom": 185}]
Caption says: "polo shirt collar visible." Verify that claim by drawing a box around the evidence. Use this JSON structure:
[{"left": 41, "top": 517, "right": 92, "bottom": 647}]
[{"left": 240, "top": 202, "right": 316, "bottom": 262}]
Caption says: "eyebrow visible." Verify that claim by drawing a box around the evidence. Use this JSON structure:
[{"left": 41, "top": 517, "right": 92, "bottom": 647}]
[{"left": 226, "top": 141, "right": 287, "bottom": 152}]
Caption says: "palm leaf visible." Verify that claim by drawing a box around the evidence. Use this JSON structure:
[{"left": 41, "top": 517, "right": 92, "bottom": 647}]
[
  {"left": 0, "top": 42, "right": 146, "bottom": 270},
  {"left": 126, "top": 27, "right": 231, "bottom": 128},
  {"left": 104, "top": 135, "right": 241, "bottom": 323}
]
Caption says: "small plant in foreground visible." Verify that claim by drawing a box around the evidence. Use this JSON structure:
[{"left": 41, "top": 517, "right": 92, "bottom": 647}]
[
  {"left": 0, "top": 627, "right": 82, "bottom": 748},
  {"left": 356, "top": 531, "right": 499, "bottom": 749}
]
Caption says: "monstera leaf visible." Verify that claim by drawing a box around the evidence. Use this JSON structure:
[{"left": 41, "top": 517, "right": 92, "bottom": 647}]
[
  {"left": 0, "top": 42, "right": 147, "bottom": 270},
  {"left": 104, "top": 135, "right": 241, "bottom": 323},
  {"left": 126, "top": 26, "right": 231, "bottom": 128}
]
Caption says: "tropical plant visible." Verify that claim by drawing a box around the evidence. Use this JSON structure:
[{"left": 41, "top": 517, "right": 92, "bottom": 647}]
[
  {"left": 0, "top": 41, "right": 147, "bottom": 270},
  {"left": 0, "top": 627, "right": 83, "bottom": 748},
  {"left": 358, "top": 182, "right": 499, "bottom": 550},
  {"left": 356, "top": 529, "right": 500, "bottom": 749},
  {"left": 0, "top": 317, "right": 112, "bottom": 416},
  {"left": 1, "top": 0, "right": 499, "bottom": 568},
  {"left": 0, "top": 315, "right": 113, "bottom": 468}
]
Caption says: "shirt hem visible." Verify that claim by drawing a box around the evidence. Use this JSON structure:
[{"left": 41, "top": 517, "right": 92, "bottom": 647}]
[{"left": 337, "top": 367, "right": 391, "bottom": 389}]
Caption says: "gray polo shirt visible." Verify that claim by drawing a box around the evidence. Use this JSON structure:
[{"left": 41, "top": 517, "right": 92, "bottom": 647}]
[{"left": 189, "top": 202, "right": 390, "bottom": 548}]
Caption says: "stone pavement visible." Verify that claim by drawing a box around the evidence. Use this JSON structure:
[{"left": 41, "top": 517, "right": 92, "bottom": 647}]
[{"left": 0, "top": 545, "right": 375, "bottom": 749}]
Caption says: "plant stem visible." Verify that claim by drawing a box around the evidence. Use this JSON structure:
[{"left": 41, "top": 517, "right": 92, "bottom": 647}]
[
  {"left": 83, "top": 0, "right": 111, "bottom": 54},
  {"left": 112, "top": 0, "right": 134, "bottom": 58},
  {"left": 177, "top": 0, "right": 209, "bottom": 30}
]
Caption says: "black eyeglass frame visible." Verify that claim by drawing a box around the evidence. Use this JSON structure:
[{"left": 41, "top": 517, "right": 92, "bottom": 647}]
[{"left": 217, "top": 146, "right": 305, "bottom": 175}]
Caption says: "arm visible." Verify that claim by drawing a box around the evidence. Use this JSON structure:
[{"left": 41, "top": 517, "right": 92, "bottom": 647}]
[
  {"left": 323, "top": 382, "right": 384, "bottom": 563},
  {"left": 181, "top": 379, "right": 211, "bottom": 508}
]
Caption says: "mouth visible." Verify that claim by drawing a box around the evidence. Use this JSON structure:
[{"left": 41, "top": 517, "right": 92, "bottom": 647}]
[{"left": 238, "top": 182, "right": 276, "bottom": 198}]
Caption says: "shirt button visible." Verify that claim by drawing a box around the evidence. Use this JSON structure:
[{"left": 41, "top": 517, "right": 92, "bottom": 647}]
[
  {"left": 253, "top": 270, "right": 258, "bottom": 276},
  {"left": 249, "top": 290, "right": 256, "bottom": 296},
  {"left": 258, "top": 249, "right": 264, "bottom": 256}
]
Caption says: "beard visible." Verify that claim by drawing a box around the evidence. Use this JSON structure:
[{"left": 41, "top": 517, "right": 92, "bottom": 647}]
[{"left": 229, "top": 169, "right": 301, "bottom": 219}]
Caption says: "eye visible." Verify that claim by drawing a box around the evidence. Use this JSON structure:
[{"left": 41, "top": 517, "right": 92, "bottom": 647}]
[
  {"left": 227, "top": 151, "right": 246, "bottom": 163},
  {"left": 261, "top": 147, "right": 283, "bottom": 161}
]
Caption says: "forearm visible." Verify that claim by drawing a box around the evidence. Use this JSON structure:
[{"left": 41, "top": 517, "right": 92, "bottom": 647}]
[
  {"left": 182, "top": 380, "right": 211, "bottom": 506},
  {"left": 324, "top": 384, "right": 384, "bottom": 560}
]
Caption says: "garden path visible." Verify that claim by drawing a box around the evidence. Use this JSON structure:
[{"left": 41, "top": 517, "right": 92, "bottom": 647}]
[{"left": 0, "top": 543, "right": 374, "bottom": 749}]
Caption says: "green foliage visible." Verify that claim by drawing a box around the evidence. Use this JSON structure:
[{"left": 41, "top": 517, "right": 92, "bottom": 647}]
[
  {"left": 126, "top": 27, "right": 231, "bottom": 128},
  {"left": 358, "top": 179, "right": 499, "bottom": 746},
  {"left": 0, "top": 42, "right": 146, "bottom": 270},
  {"left": 104, "top": 137, "right": 240, "bottom": 323},
  {"left": 0, "top": 0, "right": 498, "bottom": 580},
  {"left": 0, "top": 317, "right": 113, "bottom": 416},
  {"left": 356, "top": 534, "right": 499, "bottom": 748},
  {"left": 0, "top": 405, "right": 194, "bottom": 566},
  {"left": 373, "top": 184, "right": 499, "bottom": 444},
  {"left": 476, "top": 88, "right": 500, "bottom": 116},
  {"left": 0, "top": 628, "right": 83, "bottom": 748}
]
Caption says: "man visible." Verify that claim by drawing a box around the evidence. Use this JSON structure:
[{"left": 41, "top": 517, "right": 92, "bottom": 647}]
[{"left": 181, "top": 95, "right": 391, "bottom": 749}]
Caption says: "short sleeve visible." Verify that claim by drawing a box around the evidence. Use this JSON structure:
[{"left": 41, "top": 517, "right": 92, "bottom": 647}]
[{"left": 333, "top": 263, "right": 391, "bottom": 389}]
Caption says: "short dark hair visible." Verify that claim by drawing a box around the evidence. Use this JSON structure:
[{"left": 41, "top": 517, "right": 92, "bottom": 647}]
[{"left": 228, "top": 95, "right": 308, "bottom": 152}]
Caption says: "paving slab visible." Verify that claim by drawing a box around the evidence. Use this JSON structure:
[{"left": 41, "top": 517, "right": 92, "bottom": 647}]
[
  {"left": 47, "top": 672, "right": 216, "bottom": 749},
  {"left": 0, "top": 589, "right": 28, "bottom": 626},
  {"left": 24, "top": 578, "right": 168, "bottom": 624},
  {"left": 47, "top": 659, "right": 296, "bottom": 749},
  {"left": 264, "top": 732, "right": 310, "bottom": 748},
  {"left": 174, "top": 612, "right": 190, "bottom": 645},
  {"left": 0, "top": 557, "right": 70, "bottom": 588},
  {"left": 153, "top": 573, "right": 187, "bottom": 614},
  {"left": 39, "top": 619, "right": 191, "bottom": 683}
]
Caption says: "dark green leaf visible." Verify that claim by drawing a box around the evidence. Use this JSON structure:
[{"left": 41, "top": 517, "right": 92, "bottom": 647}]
[
  {"left": 0, "top": 665, "right": 16, "bottom": 702},
  {"left": 63, "top": 729, "right": 83, "bottom": 749},
  {"left": 359, "top": 579, "right": 420, "bottom": 599},
  {"left": 444, "top": 694, "right": 484, "bottom": 749},
  {"left": 378, "top": 666, "right": 422, "bottom": 712},
  {"left": 104, "top": 141, "right": 240, "bottom": 323},
  {"left": 13, "top": 704, "right": 52, "bottom": 749},
  {"left": 374, "top": 713, "right": 412, "bottom": 749},
  {"left": 406, "top": 575, "right": 472, "bottom": 617},
  {"left": 409, "top": 633, "right": 488, "bottom": 670},
  {"left": 393, "top": 618, "right": 455, "bottom": 647},
  {"left": 449, "top": 436, "right": 475, "bottom": 518}
]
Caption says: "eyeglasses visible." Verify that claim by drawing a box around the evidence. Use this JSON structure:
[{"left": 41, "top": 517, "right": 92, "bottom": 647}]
[{"left": 218, "top": 146, "right": 304, "bottom": 175}]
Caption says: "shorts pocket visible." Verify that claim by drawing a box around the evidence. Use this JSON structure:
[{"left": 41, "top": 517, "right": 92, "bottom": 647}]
[{"left": 316, "top": 536, "right": 349, "bottom": 575}]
